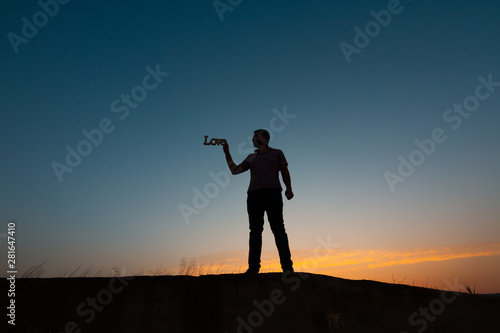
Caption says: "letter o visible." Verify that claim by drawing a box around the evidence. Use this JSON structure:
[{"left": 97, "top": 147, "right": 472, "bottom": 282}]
[
  {"left": 210, "top": 138, "right": 217, "bottom": 145},
  {"left": 97, "top": 289, "right": 113, "bottom": 306},
  {"left": 463, "top": 95, "right": 479, "bottom": 112},
  {"left": 204, "top": 182, "right": 220, "bottom": 199},
  {"left": 247, "top": 310, "right": 264, "bottom": 328},
  {"left": 365, "top": 21, "right": 381, "bottom": 37},
  {"left": 440, "top": 290, "right": 457, "bottom": 304},
  {"left": 409, "top": 150, "right": 425, "bottom": 167},
  {"left": 269, "top": 117, "right": 285, "bottom": 133},
  {"left": 77, "top": 140, "right": 93, "bottom": 156},
  {"left": 429, "top": 298, "right": 445, "bottom": 315},
  {"left": 131, "top": 86, "right": 147, "bottom": 102},
  {"left": 33, "top": 11, "right": 49, "bottom": 27}
]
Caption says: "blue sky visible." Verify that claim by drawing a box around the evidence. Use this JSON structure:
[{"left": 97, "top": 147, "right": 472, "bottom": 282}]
[{"left": 1, "top": 0, "right": 499, "bottom": 291}]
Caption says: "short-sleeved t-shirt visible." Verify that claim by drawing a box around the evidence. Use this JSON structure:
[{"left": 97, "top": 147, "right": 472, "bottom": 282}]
[{"left": 240, "top": 148, "right": 288, "bottom": 193}]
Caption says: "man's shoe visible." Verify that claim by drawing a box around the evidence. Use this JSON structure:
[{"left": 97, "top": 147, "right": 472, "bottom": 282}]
[{"left": 244, "top": 267, "right": 260, "bottom": 274}]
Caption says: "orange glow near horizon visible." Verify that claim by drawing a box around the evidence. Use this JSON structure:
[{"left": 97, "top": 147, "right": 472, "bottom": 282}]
[
  {"left": 193, "top": 242, "right": 500, "bottom": 293},
  {"left": 21, "top": 242, "right": 499, "bottom": 294}
]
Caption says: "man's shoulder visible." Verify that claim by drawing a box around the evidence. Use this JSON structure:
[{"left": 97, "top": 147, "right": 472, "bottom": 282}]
[
  {"left": 246, "top": 148, "right": 285, "bottom": 159},
  {"left": 271, "top": 149, "right": 288, "bottom": 165},
  {"left": 270, "top": 148, "right": 285, "bottom": 156},
  {"left": 244, "top": 152, "right": 258, "bottom": 162}
]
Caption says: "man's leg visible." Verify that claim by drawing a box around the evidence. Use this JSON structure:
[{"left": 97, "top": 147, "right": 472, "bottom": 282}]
[
  {"left": 247, "top": 190, "right": 265, "bottom": 272},
  {"left": 266, "top": 189, "right": 293, "bottom": 271}
]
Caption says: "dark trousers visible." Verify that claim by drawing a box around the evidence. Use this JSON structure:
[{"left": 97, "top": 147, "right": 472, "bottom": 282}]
[{"left": 247, "top": 188, "right": 293, "bottom": 270}]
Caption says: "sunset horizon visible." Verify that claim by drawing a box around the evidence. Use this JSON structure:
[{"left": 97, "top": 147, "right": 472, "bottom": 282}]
[
  {"left": 2, "top": 1, "right": 500, "bottom": 330},
  {"left": 10, "top": 240, "right": 500, "bottom": 294}
]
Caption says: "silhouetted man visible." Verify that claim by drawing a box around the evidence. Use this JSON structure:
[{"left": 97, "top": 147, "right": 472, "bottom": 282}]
[{"left": 222, "top": 129, "right": 294, "bottom": 274}]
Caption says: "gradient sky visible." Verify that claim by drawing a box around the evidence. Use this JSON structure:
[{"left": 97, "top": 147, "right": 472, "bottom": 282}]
[{"left": 1, "top": 0, "right": 499, "bottom": 293}]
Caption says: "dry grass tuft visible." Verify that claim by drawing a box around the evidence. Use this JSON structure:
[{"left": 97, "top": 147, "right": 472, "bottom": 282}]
[
  {"left": 21, "top": 260, "right": 49, "bottom": 278},
  {"left": 464, "top": 283, "right": 476, "bottom": 295}
]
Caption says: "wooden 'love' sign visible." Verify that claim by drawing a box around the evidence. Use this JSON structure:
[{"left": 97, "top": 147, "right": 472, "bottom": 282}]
[{"left": 203, "top": 136, "right": 227, "bottom": 146}]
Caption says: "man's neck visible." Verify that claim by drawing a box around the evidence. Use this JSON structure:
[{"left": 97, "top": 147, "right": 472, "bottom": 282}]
[{"left": 256, "top": 145, "right": 270, "bottom": 152}]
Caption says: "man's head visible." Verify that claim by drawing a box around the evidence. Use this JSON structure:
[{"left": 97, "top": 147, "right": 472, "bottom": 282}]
[{"left": 252, "top": 129, "right": 270, "bottom": 149}]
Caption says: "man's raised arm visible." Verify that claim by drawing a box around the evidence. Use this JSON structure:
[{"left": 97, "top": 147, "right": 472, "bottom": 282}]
[{"left": 222, "top": 142, "right": 247, "bottom": 175}]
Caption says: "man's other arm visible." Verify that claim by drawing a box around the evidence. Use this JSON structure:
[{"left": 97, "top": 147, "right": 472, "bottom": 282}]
[{"left": 281, "top": 164, "right": 294, "bottom": 200}]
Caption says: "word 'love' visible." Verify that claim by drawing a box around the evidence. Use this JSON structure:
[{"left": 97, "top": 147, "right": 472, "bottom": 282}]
[{"left": 203, "top": 136, "right": 227, "bottom": 146}]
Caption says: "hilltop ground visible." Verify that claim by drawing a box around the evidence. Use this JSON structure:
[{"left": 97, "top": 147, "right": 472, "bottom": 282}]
[{"left": 3, "top": 273, "right": 500, "bottom": 332}]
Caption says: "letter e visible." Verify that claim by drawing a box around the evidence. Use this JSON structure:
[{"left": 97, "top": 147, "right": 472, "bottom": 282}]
[
  {"left": 270, "top": 289, "right": 286, "bottom": 305},
  {"left": 99, "top": 118, "right": 115, "bottom": 134},
  {"left": 431, "top": 128, "right": 447, "bottom": 144},
  {"left": 388, "top": 0, "right": 403, "bottom": 14}
]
